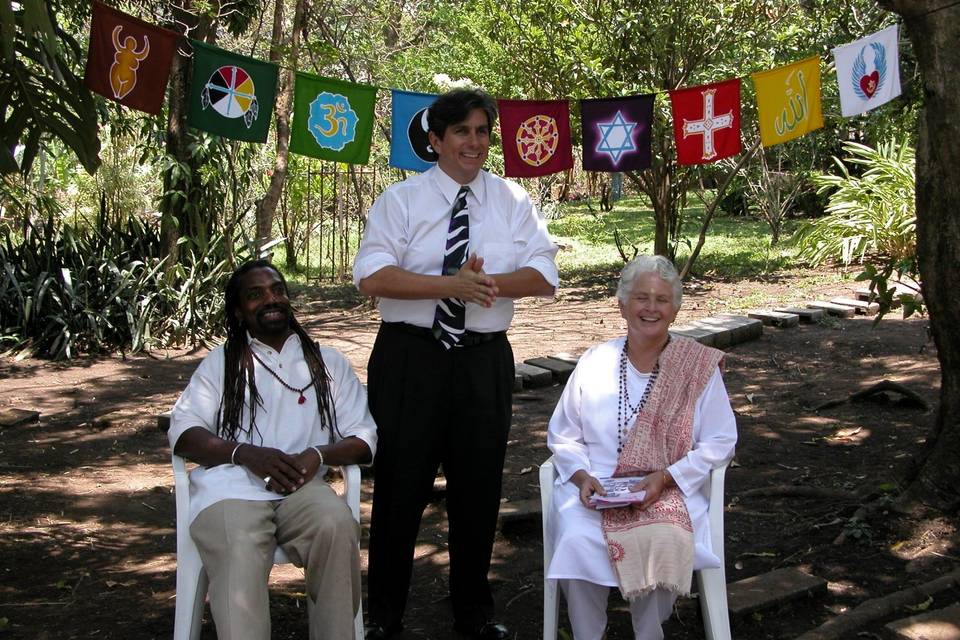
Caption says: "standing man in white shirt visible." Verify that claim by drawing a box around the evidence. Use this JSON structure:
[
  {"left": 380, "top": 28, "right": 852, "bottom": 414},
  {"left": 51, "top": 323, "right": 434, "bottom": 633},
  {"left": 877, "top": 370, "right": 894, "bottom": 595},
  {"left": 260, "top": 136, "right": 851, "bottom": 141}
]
[
  {"left": 354, "top": 88, "right": 559, "bottom": 640},
  {"left": 168, "top": 259, "right": 378, "bottom": 640}
]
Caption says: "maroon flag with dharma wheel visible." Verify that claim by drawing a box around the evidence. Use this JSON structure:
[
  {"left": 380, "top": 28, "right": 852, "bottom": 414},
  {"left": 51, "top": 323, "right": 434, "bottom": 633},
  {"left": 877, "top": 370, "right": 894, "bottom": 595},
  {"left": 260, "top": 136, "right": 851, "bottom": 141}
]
[
  {"left": 498, "top": 99, "right": 573, "bottom": 178},
  {"left": 83, "top": 1, "right": 178, "bottom": 115}
]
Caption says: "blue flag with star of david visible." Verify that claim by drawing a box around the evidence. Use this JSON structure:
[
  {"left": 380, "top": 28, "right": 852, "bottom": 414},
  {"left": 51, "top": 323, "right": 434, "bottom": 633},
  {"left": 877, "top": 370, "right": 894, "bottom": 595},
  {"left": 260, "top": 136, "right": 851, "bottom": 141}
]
[
  {"left": 390, "top": 89, "right": 440, "bottom": 172},
  {"left": 580, "top": 95, "right": 653, "bottom": 172}
]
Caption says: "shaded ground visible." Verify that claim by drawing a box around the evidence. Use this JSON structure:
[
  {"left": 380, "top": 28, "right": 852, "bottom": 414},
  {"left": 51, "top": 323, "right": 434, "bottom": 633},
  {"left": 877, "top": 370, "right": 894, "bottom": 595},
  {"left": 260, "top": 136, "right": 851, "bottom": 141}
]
[{"left": 0, "top": 268, "right": 953, "bottom": 639}]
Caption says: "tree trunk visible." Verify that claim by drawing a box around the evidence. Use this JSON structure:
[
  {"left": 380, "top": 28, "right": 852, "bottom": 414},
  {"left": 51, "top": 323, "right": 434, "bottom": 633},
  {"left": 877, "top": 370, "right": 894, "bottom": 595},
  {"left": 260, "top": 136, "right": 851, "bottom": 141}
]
[
  {"left": 626, "top": 164, "right": 675, "bottom": 260},
  {"left": 160, "top": 51, "right": 188, "bottom": 266},
  {"left": 254, "top": 0, "right": 305, "bottom": 256},
  {"left": 160, "top": 2, "right": 211, "bottom": 267},
  {"left": 881, "top": 0, "right": 960, "bottom": 512}
]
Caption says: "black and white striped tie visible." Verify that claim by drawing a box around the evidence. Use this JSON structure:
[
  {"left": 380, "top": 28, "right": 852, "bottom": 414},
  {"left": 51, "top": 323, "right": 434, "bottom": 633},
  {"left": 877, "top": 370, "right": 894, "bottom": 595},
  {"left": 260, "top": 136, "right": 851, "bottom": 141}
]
[{"left": 432, "top": 186, "right": 471, "bottom": 349}]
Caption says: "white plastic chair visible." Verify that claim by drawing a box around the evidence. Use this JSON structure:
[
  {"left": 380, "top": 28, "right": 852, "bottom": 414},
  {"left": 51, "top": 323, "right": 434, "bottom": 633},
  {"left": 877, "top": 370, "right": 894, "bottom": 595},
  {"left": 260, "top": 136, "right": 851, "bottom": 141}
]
[
  {"left": 539, "top": 457, "right": 732, "bottom": 640},
  {"left": 172, "top": 453, "right": 365, "bottom": 640}
]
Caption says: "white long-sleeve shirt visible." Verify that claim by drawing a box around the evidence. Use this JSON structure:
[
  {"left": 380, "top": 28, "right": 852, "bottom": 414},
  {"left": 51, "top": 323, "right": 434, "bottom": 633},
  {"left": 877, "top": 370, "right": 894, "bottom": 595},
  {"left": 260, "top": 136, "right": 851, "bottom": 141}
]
[
  {"left": 168, "top": 333, "right": 378, "bottom": 524},
  {"left": 353, "top": 165, "right": 559, "bottom": 332},
  {"left": 546, "top": 336, "right": 737, "bottom": 584}
]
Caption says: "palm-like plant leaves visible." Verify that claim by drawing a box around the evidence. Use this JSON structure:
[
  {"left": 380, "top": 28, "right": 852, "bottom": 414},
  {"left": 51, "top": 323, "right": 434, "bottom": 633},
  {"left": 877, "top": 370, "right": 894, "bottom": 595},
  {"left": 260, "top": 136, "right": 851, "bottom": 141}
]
[
  {"left": 795, "top": 140, "right": 915, "bottom": 266},
  {"left": 0, "top": 0, "right": 101, "bottom": 175}
]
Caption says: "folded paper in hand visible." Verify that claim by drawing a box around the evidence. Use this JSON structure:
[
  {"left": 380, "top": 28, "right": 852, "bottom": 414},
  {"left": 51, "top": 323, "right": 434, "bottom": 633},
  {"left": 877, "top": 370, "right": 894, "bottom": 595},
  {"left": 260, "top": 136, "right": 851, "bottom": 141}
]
[{"left": 589, "top": 475, "right": 646, "bottom": 509}]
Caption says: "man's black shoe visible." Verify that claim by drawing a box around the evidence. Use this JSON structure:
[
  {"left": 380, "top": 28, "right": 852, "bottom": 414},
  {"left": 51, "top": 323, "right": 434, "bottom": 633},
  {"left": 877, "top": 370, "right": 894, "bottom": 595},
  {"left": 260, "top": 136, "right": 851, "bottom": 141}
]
[
  {"left": 364, "top": 623, "right": 402, "bottom": 640},
  {"left": 454, "top": 620, "right": 510, "bottom": 639}
]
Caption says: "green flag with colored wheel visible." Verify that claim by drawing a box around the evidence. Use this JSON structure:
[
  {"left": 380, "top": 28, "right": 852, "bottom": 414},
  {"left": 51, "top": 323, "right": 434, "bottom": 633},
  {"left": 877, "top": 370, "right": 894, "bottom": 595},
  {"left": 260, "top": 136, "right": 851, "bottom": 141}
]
[
  {"left": 187, "top": 40, "right": 278, "bottom": 143},
  {"left": 289, "top": 72, "right": 377, "bottom": 164}
]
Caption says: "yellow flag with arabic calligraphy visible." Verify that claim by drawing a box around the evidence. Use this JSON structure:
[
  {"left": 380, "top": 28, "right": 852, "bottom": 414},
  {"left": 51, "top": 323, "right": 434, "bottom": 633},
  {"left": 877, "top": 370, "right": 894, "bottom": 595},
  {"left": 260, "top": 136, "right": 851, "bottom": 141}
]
[{"left": 752, "top": 56, "right": 824, "bottom": 147}]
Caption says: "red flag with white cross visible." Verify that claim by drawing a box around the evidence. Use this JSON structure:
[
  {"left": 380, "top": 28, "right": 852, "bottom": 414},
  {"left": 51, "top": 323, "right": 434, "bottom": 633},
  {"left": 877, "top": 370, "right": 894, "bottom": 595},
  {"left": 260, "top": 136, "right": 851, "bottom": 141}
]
[{"left": 669, "top": 79, "right": 741, "bottom": 166}]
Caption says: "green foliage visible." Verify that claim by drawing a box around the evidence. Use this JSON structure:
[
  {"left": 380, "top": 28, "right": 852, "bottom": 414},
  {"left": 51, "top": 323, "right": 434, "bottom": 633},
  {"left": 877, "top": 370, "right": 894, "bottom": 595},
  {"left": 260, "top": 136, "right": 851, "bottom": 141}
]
[
  {"left": 795, "top": 140, "right": 915, "bottom": 266},
  {"left": 856, "top": 260, "right": 925, "bottom": 320},
  {"left": 0, "top": 193, "right": 251, "bottom": 359},
  {"left": 549, "top": 197, "right": 796, "bottom": 280},
  {"left": 841, "top": 517, "right": 874, "bottom": 543},
  {"left": 0, "top": 0, "right": 101, "bottom": 175}
]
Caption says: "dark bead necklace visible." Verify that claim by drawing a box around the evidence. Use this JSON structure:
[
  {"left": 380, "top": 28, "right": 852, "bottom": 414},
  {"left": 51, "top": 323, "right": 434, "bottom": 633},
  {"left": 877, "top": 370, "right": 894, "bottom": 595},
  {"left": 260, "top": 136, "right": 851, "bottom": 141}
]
[
  {"left": 251, "top": 352, "right": 315, "bottom": 405},
  {"left": 617, "top": 339, "right": 660, "bottom": 453}
]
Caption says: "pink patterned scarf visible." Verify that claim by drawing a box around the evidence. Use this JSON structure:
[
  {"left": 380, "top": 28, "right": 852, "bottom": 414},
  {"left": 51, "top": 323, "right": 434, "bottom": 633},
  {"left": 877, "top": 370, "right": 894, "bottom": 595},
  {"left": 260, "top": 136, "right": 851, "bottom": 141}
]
[{"left": 601, "top": 337, "right": 723, "bottom": 600}]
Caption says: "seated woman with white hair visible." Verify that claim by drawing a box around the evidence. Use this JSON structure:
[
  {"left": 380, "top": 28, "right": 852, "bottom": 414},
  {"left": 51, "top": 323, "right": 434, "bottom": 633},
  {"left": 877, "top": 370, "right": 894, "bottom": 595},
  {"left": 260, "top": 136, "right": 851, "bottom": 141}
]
[{"left": 545, "top": 255, "right": 737, "bottom": 639}]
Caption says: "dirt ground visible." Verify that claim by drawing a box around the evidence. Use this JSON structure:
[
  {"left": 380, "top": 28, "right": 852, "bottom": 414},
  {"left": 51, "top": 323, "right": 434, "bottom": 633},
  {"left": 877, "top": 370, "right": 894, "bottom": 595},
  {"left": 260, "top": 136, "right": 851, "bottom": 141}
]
[{"left": 0, "top": 267, "right": 954, "bottom": 640}]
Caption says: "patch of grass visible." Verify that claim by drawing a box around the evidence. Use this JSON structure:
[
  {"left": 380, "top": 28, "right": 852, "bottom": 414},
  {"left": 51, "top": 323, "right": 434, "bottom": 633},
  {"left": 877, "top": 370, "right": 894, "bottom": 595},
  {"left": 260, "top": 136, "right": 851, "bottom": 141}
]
[{"left": 549, "top": 197, "right": 803, "bottom": 281}]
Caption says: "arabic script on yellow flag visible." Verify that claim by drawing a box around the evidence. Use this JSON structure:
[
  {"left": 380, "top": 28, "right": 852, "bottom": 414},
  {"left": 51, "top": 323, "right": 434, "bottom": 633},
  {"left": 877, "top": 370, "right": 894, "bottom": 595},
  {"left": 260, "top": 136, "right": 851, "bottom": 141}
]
[{"left": 752, "top": 56, "right": 823, "bottom": 147}]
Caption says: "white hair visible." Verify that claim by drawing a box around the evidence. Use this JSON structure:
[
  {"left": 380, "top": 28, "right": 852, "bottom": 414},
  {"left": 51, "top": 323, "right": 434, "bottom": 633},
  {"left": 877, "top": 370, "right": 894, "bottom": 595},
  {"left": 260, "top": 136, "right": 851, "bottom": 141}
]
[{"left": 616, "top": 255, "right": 683, "bottom": 307}]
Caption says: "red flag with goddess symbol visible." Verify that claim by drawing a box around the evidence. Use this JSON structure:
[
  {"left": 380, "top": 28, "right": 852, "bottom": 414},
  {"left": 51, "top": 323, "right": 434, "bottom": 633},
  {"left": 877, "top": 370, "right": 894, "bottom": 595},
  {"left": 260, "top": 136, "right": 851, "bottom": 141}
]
[
  {"left": 669, "top": 79, "right": 742, "bottom": 165},
  {"left": 83, "top": 1, "right": 178, "bottom": 115},
  {"left": 497, "top": 99, "right": 573, "bottom": 178}
]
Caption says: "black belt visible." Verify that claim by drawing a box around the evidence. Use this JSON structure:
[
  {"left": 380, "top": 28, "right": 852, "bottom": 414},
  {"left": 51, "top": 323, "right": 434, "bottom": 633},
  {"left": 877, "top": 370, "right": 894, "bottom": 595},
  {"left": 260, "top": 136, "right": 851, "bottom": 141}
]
[{"left": 384, "top": 322, "right": 505, "bottom": 347}]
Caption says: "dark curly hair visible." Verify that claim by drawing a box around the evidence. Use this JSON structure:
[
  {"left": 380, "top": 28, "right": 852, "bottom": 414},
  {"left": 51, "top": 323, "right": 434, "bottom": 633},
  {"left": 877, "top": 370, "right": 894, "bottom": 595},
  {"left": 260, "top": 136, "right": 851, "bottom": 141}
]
[{"left": 427, "top": 88, "right": 498, "bottom": 139}]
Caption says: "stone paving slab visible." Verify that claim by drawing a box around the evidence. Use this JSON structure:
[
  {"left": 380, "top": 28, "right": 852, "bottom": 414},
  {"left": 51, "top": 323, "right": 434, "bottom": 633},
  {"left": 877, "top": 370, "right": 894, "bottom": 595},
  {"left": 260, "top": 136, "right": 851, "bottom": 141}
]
[
  {"left": 498, "top": 498, "right": 541, "bottom": 529},
  {"left": 515, "top": 362, "right": 553, "bottom": 388},
  {"left": 807, "top": 301, "right": 857, "bottom": 318},
  {"left": 688, "top": 319, "right": 735, "bottom": 349},
  {"left": 0, "top": 408, "right": 40, "bottom": 427},
  {"left": 886, "top": 602, "right": 960, "bottom": 640},
  {"left": 716, "top": 315, "right": 764, "bottom": 344},
  {"left": 524, "top": 357, "right": 576, "bottom": 383},
  {"left": 748, "top": 310, "right": 800, "bottom": 328},
  {"left": 727, "top": 567, "right": 828, "bottom": 617},
  {"left": 830, "top": 297, "right": 880, "bottom": 315},
  {"left": 775, "top": 307, "right": 825, "bottom": 323},
  {"left": 550, "top": 352, "right": 580, "bottom": 365},
  {"left": 514, "top": 373, "right": 523, "bottom": 391},
  {"left": 686, "top": 315, "right": 762, "bottom": 349},
  {"left": 670, "top": 326, "right": 717, "bottom": 347}
]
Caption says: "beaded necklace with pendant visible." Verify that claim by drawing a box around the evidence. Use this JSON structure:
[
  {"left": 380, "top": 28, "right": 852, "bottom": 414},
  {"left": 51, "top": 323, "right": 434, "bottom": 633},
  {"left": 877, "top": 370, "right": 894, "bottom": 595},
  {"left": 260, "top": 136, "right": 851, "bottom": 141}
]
[{"left": 251, "top": 352, "right": 315, "bottom": 405}]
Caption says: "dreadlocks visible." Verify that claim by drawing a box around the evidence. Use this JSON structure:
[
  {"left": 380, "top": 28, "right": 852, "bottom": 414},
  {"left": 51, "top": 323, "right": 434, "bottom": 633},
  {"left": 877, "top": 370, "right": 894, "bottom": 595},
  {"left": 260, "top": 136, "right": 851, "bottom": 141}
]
[{"left": 218, "top": 259, "right": 338, "bottom": 443}]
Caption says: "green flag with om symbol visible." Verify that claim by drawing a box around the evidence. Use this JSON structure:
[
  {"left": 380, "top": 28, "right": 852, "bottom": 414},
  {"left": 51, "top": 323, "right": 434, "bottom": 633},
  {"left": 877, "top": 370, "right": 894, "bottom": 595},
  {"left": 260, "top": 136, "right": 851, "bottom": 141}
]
[{"left": 290, "top": 72, "right": 378, "bottom": 164}]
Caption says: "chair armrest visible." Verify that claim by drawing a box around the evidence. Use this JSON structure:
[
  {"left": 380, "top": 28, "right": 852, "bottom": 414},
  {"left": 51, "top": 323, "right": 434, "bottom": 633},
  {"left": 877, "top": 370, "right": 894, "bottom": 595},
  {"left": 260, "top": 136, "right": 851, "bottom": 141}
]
[
  {"left": 340, "top": 465, "right": 361, "bottom": 523},
  {"left": 707, "top": 461, "right": 729, "bottom": 561}
]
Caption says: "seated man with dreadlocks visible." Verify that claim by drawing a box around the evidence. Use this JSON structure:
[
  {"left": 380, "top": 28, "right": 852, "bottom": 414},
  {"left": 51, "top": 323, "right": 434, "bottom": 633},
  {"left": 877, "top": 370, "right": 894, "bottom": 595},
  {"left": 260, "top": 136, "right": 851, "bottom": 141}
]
[{"left": 168, "top": 259, "right": 377, "bottom": 640}]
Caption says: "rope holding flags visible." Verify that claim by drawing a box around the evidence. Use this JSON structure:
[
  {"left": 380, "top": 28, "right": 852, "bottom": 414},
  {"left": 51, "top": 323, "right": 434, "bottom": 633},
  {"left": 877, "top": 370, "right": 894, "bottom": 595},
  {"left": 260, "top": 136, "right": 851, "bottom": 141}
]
[{"left": 80, "top": 3, "right": 906, "bottom": 175}]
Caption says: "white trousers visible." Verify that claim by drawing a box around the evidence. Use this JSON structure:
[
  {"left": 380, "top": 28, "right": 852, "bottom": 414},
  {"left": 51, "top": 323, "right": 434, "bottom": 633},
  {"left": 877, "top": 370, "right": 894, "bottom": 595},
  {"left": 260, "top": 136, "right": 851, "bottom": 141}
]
[{"left": 559, "top": 579, "right": 677, "bottom": 640}]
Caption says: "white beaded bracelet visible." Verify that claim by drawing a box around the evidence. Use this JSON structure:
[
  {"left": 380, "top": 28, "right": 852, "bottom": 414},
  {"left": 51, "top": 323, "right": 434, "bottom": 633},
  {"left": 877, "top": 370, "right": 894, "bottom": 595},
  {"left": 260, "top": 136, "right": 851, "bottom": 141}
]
[
  {"left": 310, "top": 445, "right": 324, "bottom": 467},
  {"left": 230, "top": 443, "right": 244, "bottom": 465}
]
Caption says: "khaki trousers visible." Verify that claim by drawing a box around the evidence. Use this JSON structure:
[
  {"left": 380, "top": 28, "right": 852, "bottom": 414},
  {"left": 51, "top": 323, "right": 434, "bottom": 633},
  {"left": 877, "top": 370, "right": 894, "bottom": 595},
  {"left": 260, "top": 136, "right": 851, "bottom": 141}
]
[{"left": 190, "top": 477, "right": 360, "bottom": 640}]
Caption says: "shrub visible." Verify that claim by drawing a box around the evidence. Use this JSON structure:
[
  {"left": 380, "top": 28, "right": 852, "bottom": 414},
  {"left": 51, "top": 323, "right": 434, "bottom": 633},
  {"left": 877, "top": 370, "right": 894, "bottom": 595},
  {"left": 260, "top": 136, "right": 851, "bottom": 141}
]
[
  {"left": 794, "top": 140, "right": 915, "bottom": 266},
  {"left": 0, "top": 208, "right": 250, "bottom": 359}
]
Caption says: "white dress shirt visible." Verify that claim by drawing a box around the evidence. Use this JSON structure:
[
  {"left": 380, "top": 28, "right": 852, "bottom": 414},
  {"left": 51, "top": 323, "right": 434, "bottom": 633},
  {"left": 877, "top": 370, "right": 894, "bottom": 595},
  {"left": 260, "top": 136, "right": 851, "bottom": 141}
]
[
  {"left": 168, "top": 333, "right": 378, "bottom": 524},
  {"left": 353, "top": 165, "right": 559, "bottom": 333},
  {"left": 546, "top": 337, "right": 737, "bottom": 585}
]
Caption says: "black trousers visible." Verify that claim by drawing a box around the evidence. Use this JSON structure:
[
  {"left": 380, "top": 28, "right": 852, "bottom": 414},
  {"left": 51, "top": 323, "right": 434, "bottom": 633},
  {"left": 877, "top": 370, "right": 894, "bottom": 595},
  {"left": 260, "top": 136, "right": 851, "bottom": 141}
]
[{"left": 366, "top": 322, "right": 514, "bottom": 630}]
